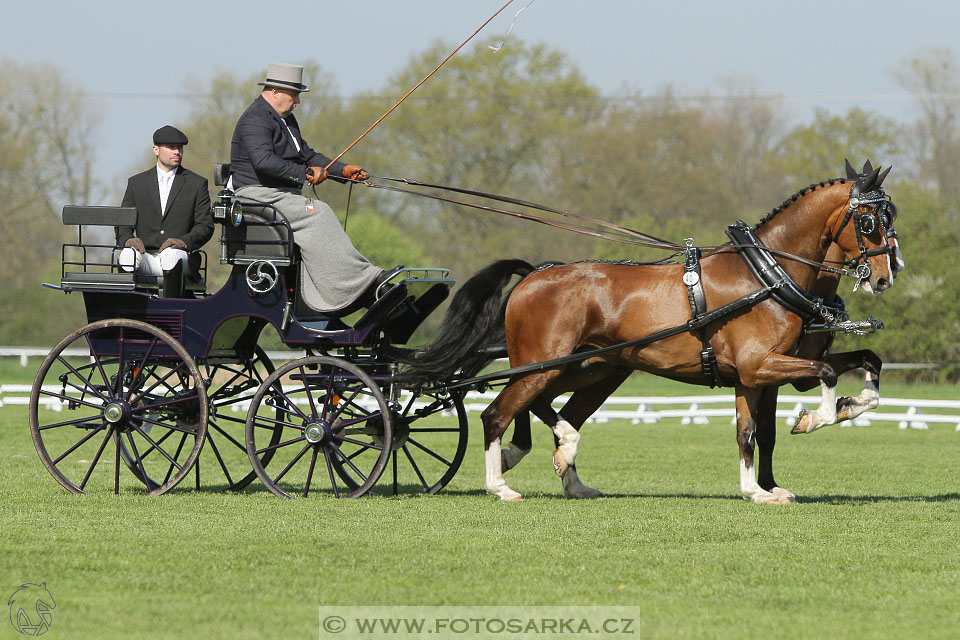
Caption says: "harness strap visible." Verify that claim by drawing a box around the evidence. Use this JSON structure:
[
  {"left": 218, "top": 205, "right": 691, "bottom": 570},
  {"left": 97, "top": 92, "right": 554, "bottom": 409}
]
[{"left": 683, "top": 242, "right": 722, "bottom": 388}]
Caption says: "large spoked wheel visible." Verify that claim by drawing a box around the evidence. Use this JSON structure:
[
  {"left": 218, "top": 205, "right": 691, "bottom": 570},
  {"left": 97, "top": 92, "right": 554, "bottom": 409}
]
[
  {"left": 200, "top": 348, "right": 281, "bottom": 491},
  {"left": 29, "top": 319, "right": 208, "bottom": 495},
  {"left": 386, "top": 388, "right": 468, "bottom": 495},
  {"left": 245, "top": 356, "right": 392, "bottom": 498}
]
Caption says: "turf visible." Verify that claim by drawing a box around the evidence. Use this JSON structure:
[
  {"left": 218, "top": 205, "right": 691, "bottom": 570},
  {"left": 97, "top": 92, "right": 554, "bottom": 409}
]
[{"left": 3, "top": 393, "right": 960, "bottom": 640}]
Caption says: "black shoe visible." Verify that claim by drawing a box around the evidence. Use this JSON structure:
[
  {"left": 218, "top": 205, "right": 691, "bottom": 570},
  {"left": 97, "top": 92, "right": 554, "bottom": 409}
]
[{"left": 358, "top": 265, "right": 404, "bottom": 309}]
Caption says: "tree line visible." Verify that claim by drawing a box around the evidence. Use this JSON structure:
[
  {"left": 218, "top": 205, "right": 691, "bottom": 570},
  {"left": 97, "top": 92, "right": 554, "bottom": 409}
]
[{"left": 1, "top": 44, "right": 958, "bottom": 379}]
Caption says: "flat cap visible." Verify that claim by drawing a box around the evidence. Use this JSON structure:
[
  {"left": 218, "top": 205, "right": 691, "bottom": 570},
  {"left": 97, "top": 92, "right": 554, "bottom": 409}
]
[{"left": 153, "top": 125, "right": 188, "bottom": 146}]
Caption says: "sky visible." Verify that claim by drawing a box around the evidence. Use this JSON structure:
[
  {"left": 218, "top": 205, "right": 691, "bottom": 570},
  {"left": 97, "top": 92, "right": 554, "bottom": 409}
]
[{"left": 3, "top": 0, "right": 958, "bottom": 203}]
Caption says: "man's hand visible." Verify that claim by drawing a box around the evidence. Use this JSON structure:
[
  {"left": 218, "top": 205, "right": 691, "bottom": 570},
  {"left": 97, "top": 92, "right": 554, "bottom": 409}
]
[
  {"left": 306, "top": 166, "right": 328, "bottom": 185},
  {"left": 125, "top": 237, "right": 146, "bottom": 254},
  {"left": 342, "top": 165, "right": 369, "bottom": 181},
  {"left": 159, "top": 237, "right": 188, "bottom": 252}
]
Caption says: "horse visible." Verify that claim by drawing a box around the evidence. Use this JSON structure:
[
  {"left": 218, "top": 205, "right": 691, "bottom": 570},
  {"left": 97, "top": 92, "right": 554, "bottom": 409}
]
[{"left": 402, "top": 161, "right": 901, "bottom": 503}]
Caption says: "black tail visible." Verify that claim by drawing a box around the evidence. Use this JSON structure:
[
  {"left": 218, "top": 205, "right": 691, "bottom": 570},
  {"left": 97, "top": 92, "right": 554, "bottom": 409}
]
[{"left": 395, "top": 259, "right": 536, "bottom": 384}]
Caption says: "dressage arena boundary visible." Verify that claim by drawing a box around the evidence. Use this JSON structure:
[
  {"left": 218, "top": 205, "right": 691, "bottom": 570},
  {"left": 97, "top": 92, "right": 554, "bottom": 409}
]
[{"left": 6, "top": 384, "right": 960, "bottom": 432}]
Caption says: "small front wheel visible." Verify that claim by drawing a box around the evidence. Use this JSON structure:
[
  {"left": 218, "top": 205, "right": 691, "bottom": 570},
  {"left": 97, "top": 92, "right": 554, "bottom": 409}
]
[{"left": 245, "top": 356, "right": 391, "bottom": 498}]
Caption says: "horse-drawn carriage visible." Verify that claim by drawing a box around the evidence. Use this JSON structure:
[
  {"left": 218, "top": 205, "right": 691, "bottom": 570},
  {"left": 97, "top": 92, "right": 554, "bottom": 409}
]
[
  {"left": 29, "top": 164, "right": 470, "bottom": 498},
  {"left": 29, "top": 159, "right": 903, "bottom": 503}
]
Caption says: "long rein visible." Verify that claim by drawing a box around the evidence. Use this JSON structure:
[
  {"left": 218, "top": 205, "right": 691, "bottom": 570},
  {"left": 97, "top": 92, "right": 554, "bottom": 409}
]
[{"left": 353, "top": 176, "right": 862, "bottom": 280}]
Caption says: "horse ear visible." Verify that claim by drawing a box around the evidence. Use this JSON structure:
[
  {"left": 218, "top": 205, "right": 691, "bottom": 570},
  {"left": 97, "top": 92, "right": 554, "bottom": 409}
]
[
  {"left": 862, "top": 159, "right": 874, "bottom": 175},
  {"left": 861, "top": 166, "right": 881, "bottom": 192},
  {"left": 876, "top": 165, "right": 892, "bottom": 187},
  {"left": 845, "top": 158, "right": 858, "bottom": 179}
]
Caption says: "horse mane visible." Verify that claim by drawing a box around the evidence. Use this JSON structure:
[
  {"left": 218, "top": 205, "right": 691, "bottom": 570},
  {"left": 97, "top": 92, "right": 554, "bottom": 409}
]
[{"left": 754, "top": 178, "right": 848, "bottom": 229}]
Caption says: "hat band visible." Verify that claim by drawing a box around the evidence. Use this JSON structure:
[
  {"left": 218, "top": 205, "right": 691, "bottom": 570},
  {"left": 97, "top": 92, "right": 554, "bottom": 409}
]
[{"left": 265, "top": 77, "right": 306, "bottom": 90}]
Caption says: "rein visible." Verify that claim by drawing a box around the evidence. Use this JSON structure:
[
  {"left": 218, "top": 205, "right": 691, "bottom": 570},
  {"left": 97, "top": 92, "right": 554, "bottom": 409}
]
[{"left": 354, "top": 176, "right": 867, "bottom": 280}]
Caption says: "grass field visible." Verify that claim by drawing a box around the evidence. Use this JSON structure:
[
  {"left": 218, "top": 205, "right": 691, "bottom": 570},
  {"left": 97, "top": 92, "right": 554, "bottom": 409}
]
[{"left": 2, "top": 371, "right": 960, "bottom": 639}]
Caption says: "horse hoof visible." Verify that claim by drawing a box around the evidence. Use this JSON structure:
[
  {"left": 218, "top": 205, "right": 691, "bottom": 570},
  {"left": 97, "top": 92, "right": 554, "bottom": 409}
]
[
  {"left": 791, "top": 409, "right": 814, "bottom": 435},
  {"left": 770, "top": 487, "right": 797, "bottom": 503},
  {"left": 553, "top": 451, "right": 570, "bottom": 477},
  {"left": 747, "top": 492, "right": 794, "bottom": 505},
  {"left": 564, "top": 486, "right": 603, "bottom": 499},
  {"left": 487, "top": 486, "right": 523, "bottom": 501}
]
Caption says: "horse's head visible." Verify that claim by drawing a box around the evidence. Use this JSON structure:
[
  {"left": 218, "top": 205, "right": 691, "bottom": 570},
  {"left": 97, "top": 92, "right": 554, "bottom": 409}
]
[{"left": 831, "top": 159, "right": 901, "bottom": 294}]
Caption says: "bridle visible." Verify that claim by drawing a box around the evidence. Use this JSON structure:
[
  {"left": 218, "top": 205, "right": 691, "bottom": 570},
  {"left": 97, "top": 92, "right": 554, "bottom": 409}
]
[{"left": 831, "top": 180, "right": 899, "bottom": 287}]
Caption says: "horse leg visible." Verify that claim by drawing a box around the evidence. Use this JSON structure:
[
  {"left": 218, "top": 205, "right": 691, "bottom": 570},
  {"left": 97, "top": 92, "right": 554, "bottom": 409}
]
[
  {"left": 550, "top": 367, "right": 632, "bottom": 498},
  {"left": 736, "top": 386, "right": 793, "bottom": 504},
  {"left": 481, "top": 371, "right": 561, "bottom": 501},
  {"left": 754, "top": 386, "right": 795, "bottom": 502},
  {"left": 831, "top": 350, "right": 882, "bottom": 424},
  {"left": 740, "top": 354, "right": 839, "bottom": 435},
  {"left": 791, "top": 350, "right": 882, "bottom": 434},
  {"left": 500, "top": 410, "right": 531, "bottom": 473}
]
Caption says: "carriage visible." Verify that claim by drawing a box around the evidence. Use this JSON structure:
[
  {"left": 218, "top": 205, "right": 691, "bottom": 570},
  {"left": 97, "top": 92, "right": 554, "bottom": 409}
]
[
  {"left": 28, "top": 163, "right": 472, "bottom": 499},
  {"left": 29, "top": 159, "right": 902, "bottom": 503}
]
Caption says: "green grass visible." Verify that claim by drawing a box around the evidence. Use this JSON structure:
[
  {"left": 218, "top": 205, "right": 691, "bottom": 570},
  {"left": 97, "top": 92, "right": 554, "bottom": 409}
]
[{"left": 3, "top": 397, "right": 960, "bottom": 640}]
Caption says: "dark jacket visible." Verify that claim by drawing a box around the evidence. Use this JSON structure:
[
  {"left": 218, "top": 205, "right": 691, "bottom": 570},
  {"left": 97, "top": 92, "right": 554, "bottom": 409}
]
[
  {"left": 229, "top": 95, "right": 347, "bottom": 190},
  {"left": 117, "top": 166, "right": 214, "bottom": 252}
]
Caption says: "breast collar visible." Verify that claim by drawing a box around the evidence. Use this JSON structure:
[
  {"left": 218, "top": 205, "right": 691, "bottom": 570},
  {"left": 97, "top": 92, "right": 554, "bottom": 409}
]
[{"left": 725, "top": 220, "right": 847, "bottom": 325}]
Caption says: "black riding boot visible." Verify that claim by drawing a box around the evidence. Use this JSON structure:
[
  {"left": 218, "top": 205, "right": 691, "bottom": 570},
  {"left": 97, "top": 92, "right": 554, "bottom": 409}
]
[{"left": 162, "top": 261, "right": 184, "bottom": 298}]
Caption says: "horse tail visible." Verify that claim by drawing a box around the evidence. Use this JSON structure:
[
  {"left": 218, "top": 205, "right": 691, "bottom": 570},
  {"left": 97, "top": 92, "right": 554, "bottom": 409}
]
[{"left": 395, "top": 259, "right": 536, "bottom": 384}]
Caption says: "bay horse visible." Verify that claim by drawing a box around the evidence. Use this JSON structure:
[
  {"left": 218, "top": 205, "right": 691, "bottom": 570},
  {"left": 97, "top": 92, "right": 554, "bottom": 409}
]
[{"left": 402, "top": 162, "right": 901, "bottom": 503}]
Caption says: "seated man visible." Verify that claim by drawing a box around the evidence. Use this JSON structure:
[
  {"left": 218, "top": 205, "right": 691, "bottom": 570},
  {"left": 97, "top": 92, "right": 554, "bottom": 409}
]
[
  {"left": 230, "top": 63, "right": 393, "bottom": 313},
  {"left": 117, "top": 125, "right": 214, "bottom": 297}
]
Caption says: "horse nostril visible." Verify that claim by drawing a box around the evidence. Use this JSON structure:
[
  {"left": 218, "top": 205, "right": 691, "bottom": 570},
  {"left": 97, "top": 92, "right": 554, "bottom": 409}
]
[{"left": 876, "top": 277, "right": 890, "bottom": 291}]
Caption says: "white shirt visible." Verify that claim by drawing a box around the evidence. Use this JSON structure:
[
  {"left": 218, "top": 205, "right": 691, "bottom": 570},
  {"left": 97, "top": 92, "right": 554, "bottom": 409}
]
[{"left": 157, "top": 164, "right": 177, "bottom": 215}]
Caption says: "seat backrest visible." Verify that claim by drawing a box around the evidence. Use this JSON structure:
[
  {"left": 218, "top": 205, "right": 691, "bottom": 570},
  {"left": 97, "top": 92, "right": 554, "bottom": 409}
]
[{"left": 62, "top": 205, "right": 137, "bottom": 227}]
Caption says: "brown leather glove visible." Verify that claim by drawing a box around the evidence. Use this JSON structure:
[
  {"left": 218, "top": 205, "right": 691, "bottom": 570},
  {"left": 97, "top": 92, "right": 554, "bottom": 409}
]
[
  {"left": 159, "top": 237, "right": 188, "bottom": 252},
  {"left": 342, "top": 165, "right": 369, "bottom": 181},
  {"left": 125, "top": 237, "right": 146, "bottom": 253},
  {"left": 306, "top": 166, "right": 328, "bottom": 185}
]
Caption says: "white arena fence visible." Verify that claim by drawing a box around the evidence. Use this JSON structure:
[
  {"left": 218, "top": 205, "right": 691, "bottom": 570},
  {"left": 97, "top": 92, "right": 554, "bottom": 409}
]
[{"left": 4, "top": 384, "right": 959, "bottom": 432}]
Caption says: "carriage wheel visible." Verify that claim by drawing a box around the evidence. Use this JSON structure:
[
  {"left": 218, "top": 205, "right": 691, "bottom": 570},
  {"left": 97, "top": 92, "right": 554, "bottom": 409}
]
[
  {"left": 386, "top": 388, "right": 468, "bottom": 495},
  {"left": 200, "top": 347, "right": 282, "bottom": 491},
  {"left": 29, "top": 319, "right": 208, "bottom": 496},
  {"left": 245, "top": 356, "right": 392, "bottom": 498}
]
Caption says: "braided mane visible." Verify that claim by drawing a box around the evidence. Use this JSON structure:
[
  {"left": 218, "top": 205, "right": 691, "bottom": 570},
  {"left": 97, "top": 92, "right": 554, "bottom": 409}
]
[{"left": 754, "top": 178, "right": 848, "bottom": 229}]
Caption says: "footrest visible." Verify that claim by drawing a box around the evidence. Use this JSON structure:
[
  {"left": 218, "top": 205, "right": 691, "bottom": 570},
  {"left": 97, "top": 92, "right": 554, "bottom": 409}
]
[{"left": 61, "top": 272, "right": 137, "bottom": 291}]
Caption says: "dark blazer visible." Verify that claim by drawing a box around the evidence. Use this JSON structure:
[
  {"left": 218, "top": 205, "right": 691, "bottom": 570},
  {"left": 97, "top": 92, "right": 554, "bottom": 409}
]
[
  {"left": 230, "top": 95, "right": 347, "bottom": 190},
  {"left": 117, "top": 165, "right": 214, "bottom": 253}
]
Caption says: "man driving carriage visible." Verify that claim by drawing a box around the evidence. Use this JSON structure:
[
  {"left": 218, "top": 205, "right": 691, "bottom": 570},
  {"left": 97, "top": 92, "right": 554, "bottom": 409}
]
[
  {"left": 116, "top": 125, "right": 214, "bottom": 298},
  {"left": 229, "top": 62, "right": 396, "bottom": 312}
]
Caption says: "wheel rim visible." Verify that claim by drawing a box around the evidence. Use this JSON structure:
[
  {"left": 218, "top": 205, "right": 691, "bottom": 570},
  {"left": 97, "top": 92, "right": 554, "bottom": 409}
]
[
  {"left": 201, "top": 348, "right": 281, "bottom": 491},
  {"left": 29, "top": 319, "right": 208, "bottom": 495},
  {"left": 388, "top": 389, "right": 468, "bottom": 495},
  {"left": 245, "top": 356, "right": 391, "bottom": 498}
]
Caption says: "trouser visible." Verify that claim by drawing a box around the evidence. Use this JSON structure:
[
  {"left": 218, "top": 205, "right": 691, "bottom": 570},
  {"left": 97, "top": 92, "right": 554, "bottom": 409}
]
[
  {"left": 118, "top": 247, "right": 189, "bottom": 276},
  {"left": 236, "top": 186, "right": 381, "bottom": 311}
]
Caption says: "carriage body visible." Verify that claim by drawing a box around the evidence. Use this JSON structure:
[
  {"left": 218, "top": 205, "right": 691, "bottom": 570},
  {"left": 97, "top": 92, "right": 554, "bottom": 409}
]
[{"left": 29, "top": 172, "right": 468, "bottom": 499}]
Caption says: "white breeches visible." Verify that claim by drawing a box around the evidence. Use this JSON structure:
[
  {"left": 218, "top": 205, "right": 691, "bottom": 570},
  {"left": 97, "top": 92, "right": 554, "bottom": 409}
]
[{"left": 119, "top": 247, "right": 188, "bottom": 276}]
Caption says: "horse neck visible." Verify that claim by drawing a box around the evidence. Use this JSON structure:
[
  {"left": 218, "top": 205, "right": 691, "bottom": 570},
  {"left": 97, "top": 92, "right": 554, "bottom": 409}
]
[{"left": 753, "top": 185, "right": 848, "bottom": 290}]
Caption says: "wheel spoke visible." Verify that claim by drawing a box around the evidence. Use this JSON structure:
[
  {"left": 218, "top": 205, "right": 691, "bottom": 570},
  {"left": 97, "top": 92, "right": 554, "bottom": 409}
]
[
  {"left": 133, "top": 425, "right": 183, "bottom": 470},
  {"left": 79, "top": 426, "right": 114, "bottom": 490},
  {"left": 255, "top": 435, "right": 305, "bottom": 456},
  {"left": 203, "top": 430, "right": 234, "bottom": 487},
  {"left": 322, "top": 446, "right": 340, "bottom": 499},
  {"left": 272, "top": 442, "right": 312, "bottom": 484},
  {"left": 401, "top": 444, "right": 430, "bottom": 491},
  {"left": 52, "top": 422, "right": 106, "bottom": 465},
  {"left": 123, "top": 336, "right": 160, "bottom": 401},
  {"left": 208, "top": 420, "right": 246, "bottom": 452},
  {"left": 37, "top": 413, "right": 105, "bottom": 431},
  {"left": 406, "top": 436, "right": 453, "bottom": 466},
  {"left": 330, "top": 442, "right": 369, "bottom": 483},
  {"left": 303, "top": 446, "right": 320, "bottom": 497},
  {"left": 124, "top": 430, "right": 150, "bottom": 488},
  {"left": 54, "top": 354, "right": 111, "bottom": 403},
  {"left": 162, "top": 433, "right": 189, "bottom": 486}
]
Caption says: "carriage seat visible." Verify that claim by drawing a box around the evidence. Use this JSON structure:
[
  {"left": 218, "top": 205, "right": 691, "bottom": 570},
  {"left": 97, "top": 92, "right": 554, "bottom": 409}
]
[
  {"left": 214, "top": 163, "right": 293, "bottom": 266},
  {"left": 59, "top": 205, "right": 206, "bottom": 294}
]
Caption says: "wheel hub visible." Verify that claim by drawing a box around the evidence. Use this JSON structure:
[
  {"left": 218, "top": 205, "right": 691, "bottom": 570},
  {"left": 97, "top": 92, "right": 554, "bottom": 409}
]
[
  {"left": 304, "top": 421, "right": 332, "bottom": 444},
  {"left": 103, "top": 401, "right": 130, "bottom": 426}
]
